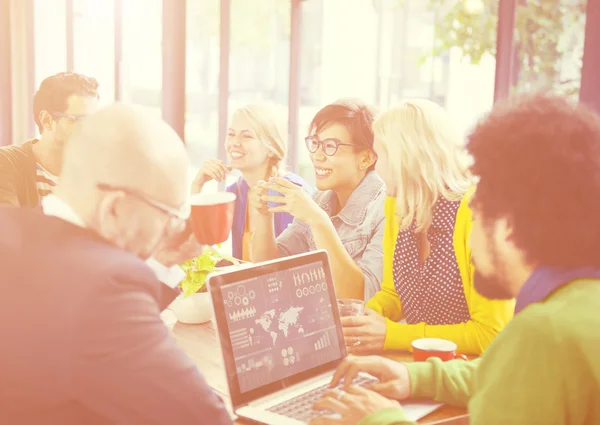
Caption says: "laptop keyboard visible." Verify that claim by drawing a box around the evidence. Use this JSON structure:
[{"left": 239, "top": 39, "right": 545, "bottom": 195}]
[{"left": 266, "top": 374, "right": 378, "bottom": 423}]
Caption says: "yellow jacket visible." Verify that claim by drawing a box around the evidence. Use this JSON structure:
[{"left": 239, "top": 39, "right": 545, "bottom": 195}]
[{"left": 366, "top": 195, "right": 515, "bottom": 355}]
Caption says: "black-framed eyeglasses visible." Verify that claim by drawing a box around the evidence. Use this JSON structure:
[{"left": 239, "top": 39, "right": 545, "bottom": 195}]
[
  {"left": 96, "top": 183, "right": 190, "bottom": 222},
  {"left": 50, "top": 112, "right": 86, "bottom": 122},
  {"left": 305, "top": 135, "right": 354, "bottom": 156}
]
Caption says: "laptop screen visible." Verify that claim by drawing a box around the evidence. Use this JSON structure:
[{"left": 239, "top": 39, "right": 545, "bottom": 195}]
[
  {"left": 208, "top": 251, "right": 347, "bottom": 407},
  {"left": 220, "top": 259, "right": 343, "bottom": 393}
]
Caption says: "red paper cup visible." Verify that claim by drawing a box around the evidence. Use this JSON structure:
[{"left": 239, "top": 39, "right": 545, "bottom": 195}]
[
  {"left": 190, "top": 192, "right": 236, "bottom": 245},
  {"left": 411, "top": 338, "right": 468, "bottom": 362}
]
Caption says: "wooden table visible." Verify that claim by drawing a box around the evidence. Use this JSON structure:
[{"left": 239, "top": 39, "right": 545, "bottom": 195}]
[{"left": 170, "top": 320, "right": 468, "bottom": 424}]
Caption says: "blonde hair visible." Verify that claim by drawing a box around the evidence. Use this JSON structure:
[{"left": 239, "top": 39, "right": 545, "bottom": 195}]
[
  {"left": 232, "top": 104, "right": 287, "bottom": 178},
  {"left": 373, "top": 99, "right": 473, "bottom": 231}
]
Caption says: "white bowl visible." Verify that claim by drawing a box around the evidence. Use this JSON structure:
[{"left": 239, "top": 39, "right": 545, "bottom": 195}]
[{"left": 169, "top": 292, "right": 213, "bottom": 324}]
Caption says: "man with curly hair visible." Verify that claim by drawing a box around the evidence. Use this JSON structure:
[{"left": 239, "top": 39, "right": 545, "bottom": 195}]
[
  {"left": 0, "top": 72, "right": 99, "bottom": 207},
  {"left": 308, "top": 94, "right": 600, "bottom": 425}
]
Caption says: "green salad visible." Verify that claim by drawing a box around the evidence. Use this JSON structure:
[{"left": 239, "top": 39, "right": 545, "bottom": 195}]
[{"left": 179, "top": 246, "right": 239, "bottom": 297}]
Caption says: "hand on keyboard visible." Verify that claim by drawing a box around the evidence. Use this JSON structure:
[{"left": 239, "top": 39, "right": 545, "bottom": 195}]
[{"left": 309, "top": 385, "right": 401, "bottom": 425}]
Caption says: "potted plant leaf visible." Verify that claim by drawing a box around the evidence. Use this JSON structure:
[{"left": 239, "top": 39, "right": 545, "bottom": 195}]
[{"left": 170, "top": 246, "right": 240, "bottom": 324}]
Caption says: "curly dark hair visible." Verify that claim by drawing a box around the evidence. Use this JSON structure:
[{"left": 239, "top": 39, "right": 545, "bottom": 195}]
[
  {"left": 467, "top": 94, "right": 600, "bottom": 267},
  {"left": 308, "top": 97, "right": 378, "bottom": 171},
  {"left": 33, "top": 72, "right": 99, "bottom": 133}
]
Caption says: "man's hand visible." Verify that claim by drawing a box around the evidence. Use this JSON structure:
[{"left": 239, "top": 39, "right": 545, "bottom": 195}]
[
  {"left": 329, "top": 356, "right": 412, "bottom": 401},
  {"left": 154, "top": 219, "right": 205, "bottom": 266},
  {"left": 309, "top": 386, "right": 402, "bottom": 425}
]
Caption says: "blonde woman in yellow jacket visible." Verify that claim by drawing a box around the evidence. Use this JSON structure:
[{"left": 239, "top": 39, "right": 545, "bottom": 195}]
[{"left": 341, "top": 100, "right": 514, "bottom": 355}]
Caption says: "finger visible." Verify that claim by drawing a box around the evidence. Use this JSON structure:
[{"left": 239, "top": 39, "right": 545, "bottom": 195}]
[
  {"left": 204, "top": 164, "right": 224, "bottom": 178},
  {"left": 342, "top": 326, "right": 370, "bottom": 337},
  {"left": 330, "top": 357, "right": 353, "bottom": 388},
  {"left": 365, "top": 307, "right": 379, "bottom": 316},
  {"left": 206, "top": 162, "right": 229, "bottom": 178},
  {"left": 341, "top": 316, "right": 370, "bottom": 328},
  {"left": 268, "top": 176, "right": 298, "bottom": 189},
  {"left": 367, "top": 382, "right": 401, "bottom": 399},
  {"left": 268, "top": 206, "right": 289, "bottom": 214},
  {"left": 309, "top": 417, "right": 344, "bottom": 425},
  {"left": 344, "top": 385, "right": 370, "bottom": 396},
  {"left": 265, "top": 181, "right": 292, "bottom": 194},
  {"left": 330, "top": 361, "right": 362, "bottom": 390},
  {"left": 216, "top": 162, "right": 231, "bottom": 177},
  {"left": 211, "top": 164, "right": 228, "bottom": 182},
  {"left": 203, "top": 170, "right": 219, "bottom": 182},
  {"left": 345, "top": 339, "right": 381, "bottom": 356},
  {"left": 251, "top": 188, "right": 268, "bottom": 198},
  {"left": 263, "top": 195, "right": 287, "bottom": 204},
  {"left": 312, "top": 396, "right": 348, "bottom": 414}
]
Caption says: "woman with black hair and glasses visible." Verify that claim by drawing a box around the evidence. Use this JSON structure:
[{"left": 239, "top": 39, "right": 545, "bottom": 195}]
[{"left": 250, "top": 98, "right": 386, "bottom": 300}]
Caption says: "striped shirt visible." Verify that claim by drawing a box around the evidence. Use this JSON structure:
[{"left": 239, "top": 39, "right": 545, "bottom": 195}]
[{"left": 35, "top": 163, "right": 58, "bottom": 199}]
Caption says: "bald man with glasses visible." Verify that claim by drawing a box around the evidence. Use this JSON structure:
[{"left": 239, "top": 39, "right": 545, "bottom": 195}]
[{"left": 0, "top": 104, "right": 233, "bottom": 425}]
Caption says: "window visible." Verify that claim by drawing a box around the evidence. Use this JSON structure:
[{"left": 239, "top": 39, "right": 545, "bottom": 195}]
[
  {"left": 73, "top": 0, "right": 115, "bottom": 103},
  {"left": 512, "top": 0, "right": 587, "bottom": 99},
  {"left": 33, "top": 0, "right": 67, "bottom": 88}
]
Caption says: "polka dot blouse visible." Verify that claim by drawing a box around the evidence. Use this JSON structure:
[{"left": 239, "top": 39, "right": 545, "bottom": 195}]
[{"left": 392, "top": 197, "right": 471, "bottom": 326}]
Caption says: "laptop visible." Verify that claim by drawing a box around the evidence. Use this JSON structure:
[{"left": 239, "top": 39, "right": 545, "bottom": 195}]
[{"left": 207, "top": 250, "right": 441, "bottom": 424}]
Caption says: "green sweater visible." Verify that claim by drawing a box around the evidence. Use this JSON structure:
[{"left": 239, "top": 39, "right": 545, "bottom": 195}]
[
  {"left": 0, "top": 139, "right": 39, "bottom": 207},
  {"left": 359, "top": 278, "right": 600, "bottom": 425}
]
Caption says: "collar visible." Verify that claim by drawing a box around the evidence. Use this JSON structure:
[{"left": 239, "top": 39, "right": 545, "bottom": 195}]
[
  {"left": 42, "top": 194, "right": 85, "bottom": 227},
  {"left": 515, "top": 266, "right": 600, "bottom": 314},
  {"left": 317, "top": 171, "right": 384, "bottom": 226},
  {"left": 41, "top": 195, "right": 184, "bottom": 289}
]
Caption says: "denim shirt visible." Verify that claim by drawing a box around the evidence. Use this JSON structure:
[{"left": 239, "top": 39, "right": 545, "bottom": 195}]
[
  {"left": 227, "top": 172, "right": 312, "bottom": 260},
  {"left": 276, "top": 171, "right": 386, "bottom": 299}
]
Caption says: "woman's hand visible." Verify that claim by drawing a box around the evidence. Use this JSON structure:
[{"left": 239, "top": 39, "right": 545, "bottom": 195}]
[
  {"left": 191, "top": 159, "right": 232, "bottom": 193},
  {"left": 309, "top": 386, "right": 402, "bottom": 425},
  {"left": 248, "top": 182, "right": 270, "bottom": 216},
  {"left": 341, "top": 309, "right": 387, "bottom": 354},
  {"left": 263, "top": 177, "right": 325, "bottom": 225}
]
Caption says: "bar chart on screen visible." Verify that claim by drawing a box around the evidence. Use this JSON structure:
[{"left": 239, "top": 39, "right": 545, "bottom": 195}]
[{"left": 314, "top": 331, "right": 331, "bottom": 351}]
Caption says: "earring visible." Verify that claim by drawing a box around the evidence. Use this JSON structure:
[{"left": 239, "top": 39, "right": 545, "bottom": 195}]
[{"left": 359, "top": 165, "right": 366, "bottom": 171}]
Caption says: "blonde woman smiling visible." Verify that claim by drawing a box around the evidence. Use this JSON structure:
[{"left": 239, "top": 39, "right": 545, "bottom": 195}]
[
  {"left": 192, "top": 105, "right": 311, "bottom": 261},
  {"left": 342, "top": 99, "right": 514, "bottom": 355}
]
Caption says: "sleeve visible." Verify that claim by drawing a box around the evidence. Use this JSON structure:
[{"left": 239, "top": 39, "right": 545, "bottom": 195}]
[
  {"left": 381, "top": 196, "right": 514, "bottom": 355},
  {"left": 73, "top": 273, "right": 233, "bottom": 425},
  {"left": 366, "top": 196, "right": 403, "bottom": 321},
  {"left": 357, "top": 201, "right": 385, "bottom": 300},
  {"left": 468, "top": 310, "right": 569, "bottom": 425},
  {"left": 405, "top": 357, "right": 480, "bottom": 407},
  {"left": 358, "top": 408, "right": 416, "bottom": 425},
  {"left": 276, "top": 218, "right": 311, "bottom": 257},
  {"left": 359, "top": 357, "right": 480, "bottom": 424},
  {"left": 0, "top": 154, "right": 21, "bottom": 206},
  {"left": 274, "top": 211, "right": 295, "bottom": 237},
  {"left": 382, "top": 296, "right": 512, "bottom": 355}
]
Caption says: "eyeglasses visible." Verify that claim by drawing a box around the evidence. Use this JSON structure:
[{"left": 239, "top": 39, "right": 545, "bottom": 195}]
[
  {"left": 305, "top": 135, "right": 354, "bottom": 156},
  {"left": 96, "top": 183, "right": 190, "bottom": 236},
  {"left": 97, "top": 183, "right": 190, "bottom": 219},
  {"left": 50, "top": 112, "right": 86, "bottom": 122}
]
